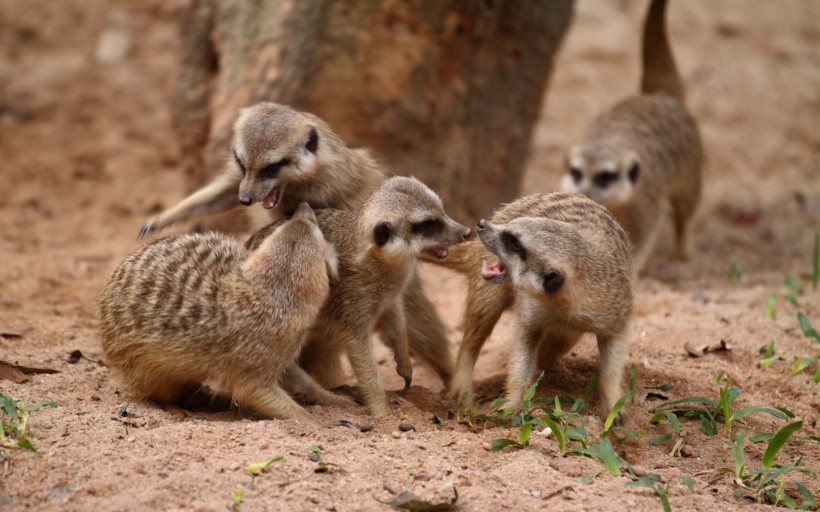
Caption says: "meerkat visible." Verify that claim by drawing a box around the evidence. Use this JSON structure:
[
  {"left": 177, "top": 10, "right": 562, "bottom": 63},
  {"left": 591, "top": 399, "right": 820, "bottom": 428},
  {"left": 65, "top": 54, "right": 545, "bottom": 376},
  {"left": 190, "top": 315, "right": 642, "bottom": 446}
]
[
  {"left": 561, "top": 0, "right": 703, "bottom": 271},
  {"left": 98, "top": 203, "right": 346, "bottom": 421},
  {"left": 436, "top": 193, "right": 633, "bottom": 416},
  {"left": 246, "top": 177, "right": 472, "bottom": 416},
  {"left": 139, "top": 102, "right": 457, "bottom": 387}
]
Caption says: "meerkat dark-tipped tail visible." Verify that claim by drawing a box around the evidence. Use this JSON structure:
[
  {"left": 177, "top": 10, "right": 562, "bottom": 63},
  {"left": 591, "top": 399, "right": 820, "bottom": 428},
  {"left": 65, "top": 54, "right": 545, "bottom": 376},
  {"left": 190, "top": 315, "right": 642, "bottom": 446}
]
[{"left": 640, "top": 0, "right": 684, "bottom": 100}]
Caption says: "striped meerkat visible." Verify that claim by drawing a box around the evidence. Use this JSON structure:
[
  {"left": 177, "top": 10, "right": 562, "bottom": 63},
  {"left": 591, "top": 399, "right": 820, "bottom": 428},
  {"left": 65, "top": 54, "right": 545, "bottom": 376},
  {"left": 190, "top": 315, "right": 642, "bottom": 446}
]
[
  {"left": 139, "top": 102, "right": 458, "bottom": 388},
  {"left": 98, "top": 203, "right": 345, "bottom": 421},
  {"left": 438, "top": 193, "right": 633, "bottom": 417},
  {"left": 247, "top": 177, "right": 472, "bottom": 416}
]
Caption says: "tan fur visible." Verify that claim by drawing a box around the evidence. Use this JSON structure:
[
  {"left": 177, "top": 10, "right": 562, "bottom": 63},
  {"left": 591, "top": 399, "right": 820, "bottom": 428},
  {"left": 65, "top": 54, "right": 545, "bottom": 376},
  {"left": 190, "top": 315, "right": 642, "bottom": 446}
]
[
  {"left": 561, "top": 0, "right": 702, "bottom": 271},
  {"left": 247, "top": 177, "right": 471, "bottom": 416},
  {"left": 139, "top": 102, "right": 457, "bottom": 385},
  {"left": 438, "top": 193, "right": 633, "bottom": 416},
  {"left": 98, "top": 203, "right": 340, "bottom": 420}
]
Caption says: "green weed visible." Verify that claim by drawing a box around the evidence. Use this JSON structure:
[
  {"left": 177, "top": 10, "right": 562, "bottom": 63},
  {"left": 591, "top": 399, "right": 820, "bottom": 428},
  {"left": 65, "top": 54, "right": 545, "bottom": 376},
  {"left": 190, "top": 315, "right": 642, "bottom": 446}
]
[
  {"left": 758, "top": 340, "right": 781, "bottom": 368},
  {"left": 650, "top": 372, "right": 791, "bottom": 437},
  {"left": 0, "top": 393, "right": 59, "bottom": 452},
  {"left": 727, "top": 421, "right": 817, "bottom": 508}
]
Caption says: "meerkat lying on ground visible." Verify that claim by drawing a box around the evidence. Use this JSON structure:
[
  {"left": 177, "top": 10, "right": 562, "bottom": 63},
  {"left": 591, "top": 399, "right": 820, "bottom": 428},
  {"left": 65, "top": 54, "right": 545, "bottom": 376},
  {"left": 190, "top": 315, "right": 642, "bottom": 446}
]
[
  {"left": 139, "top": 102, "right": 456, "bottom": 387},
  {"left": 98, "top": 203, "right": 343, "bottom": 421},
  {"left": 439, "top": 193, "right": 633, "bottom": 416},
  {"left": 561, "top": 0, "right": 703, "bottom": 271},
  {"left": 247, "top": 177, "right": 472, "bottom": 416}
]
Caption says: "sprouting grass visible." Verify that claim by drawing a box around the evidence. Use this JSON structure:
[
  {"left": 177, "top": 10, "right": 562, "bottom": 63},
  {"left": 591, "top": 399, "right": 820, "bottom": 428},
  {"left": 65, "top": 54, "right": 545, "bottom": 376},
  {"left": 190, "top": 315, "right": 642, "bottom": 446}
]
[
  {"left": 650, "top": 372, "right": 792, "bottom": 437},
  {"left": 727, "top": 421, "right": 817, "bottom": 508},
  {"left": 758, "top": 340, "right": 781, "bottom": 368},
  {"left": 767, "top": 292, "right": 779, "bottom": 320},
  {"left": 729, "top": 260, "right": 744, "bottom": 282},
  {"left": 0, "top": 393, "right": 59, "bottom": 452}
]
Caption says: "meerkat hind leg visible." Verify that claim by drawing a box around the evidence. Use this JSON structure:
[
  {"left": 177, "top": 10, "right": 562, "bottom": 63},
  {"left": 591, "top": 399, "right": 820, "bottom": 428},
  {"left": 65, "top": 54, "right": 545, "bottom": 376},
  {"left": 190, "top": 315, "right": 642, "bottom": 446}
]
[
  {"left": 376, "top": 302, "right": 413, "bottom": 390},
  {"left": 669, "top": 190, "right": 699, "bottom": 260},
  {"left": 343, "top": 329, "right": 390, "bottom": 417},
  {"left": 231, "top": 381, "right": 313, "bottom": 421},
  {"left": 403, "top": 275, "right": 454, "bottom": 385},
  {"left": 281, "top": 363, "right": 356, "bottom": 407},
  {"left": 450, "top": 282, "right": 510, "bottom": 403}
]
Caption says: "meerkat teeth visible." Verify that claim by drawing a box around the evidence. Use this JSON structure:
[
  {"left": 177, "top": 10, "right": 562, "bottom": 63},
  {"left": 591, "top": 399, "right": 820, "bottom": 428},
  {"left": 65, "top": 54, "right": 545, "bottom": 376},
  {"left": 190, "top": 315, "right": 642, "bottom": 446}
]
[{"left": 138, "top": 101, "right": 457, "bottom": 391}]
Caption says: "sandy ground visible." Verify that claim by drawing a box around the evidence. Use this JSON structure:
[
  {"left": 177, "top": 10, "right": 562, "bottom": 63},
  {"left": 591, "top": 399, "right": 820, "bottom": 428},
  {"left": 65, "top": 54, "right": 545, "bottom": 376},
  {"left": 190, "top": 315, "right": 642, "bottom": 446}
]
[{"left": 1, "top": 0, "right": 819, "bottom": 510}]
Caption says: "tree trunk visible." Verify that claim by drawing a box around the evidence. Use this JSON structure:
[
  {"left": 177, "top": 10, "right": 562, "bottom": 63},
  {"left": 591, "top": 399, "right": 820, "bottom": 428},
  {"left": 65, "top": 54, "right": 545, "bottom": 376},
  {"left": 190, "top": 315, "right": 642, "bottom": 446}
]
[{"left": 172, "top": 0, "right": 573, "bottom": 222}]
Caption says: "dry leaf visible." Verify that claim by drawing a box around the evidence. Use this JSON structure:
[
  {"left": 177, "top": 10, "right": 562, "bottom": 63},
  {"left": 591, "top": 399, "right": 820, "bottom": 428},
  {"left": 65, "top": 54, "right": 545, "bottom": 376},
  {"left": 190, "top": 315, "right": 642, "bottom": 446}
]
[
  {"left": 684, "top": 339, "right": 732, "bottom": 357},
  {"left": 0, "top": 361, "right": 28, "bottom": 383}
]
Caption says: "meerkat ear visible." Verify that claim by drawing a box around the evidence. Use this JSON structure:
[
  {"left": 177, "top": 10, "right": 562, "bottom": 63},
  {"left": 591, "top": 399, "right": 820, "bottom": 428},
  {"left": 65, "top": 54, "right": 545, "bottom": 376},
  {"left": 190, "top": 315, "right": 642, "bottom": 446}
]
[
  {"left": 543, "top": 271, "right": 565, "bottom": 294},
  {"left": 628, "top": 162, "right": 640, "bottom": 183},
  {"left": 372, "top": 222, "right": 393, "bottom": 247},
  {"left": 306, "top": 127, "right": 318, "bottom": 154}
]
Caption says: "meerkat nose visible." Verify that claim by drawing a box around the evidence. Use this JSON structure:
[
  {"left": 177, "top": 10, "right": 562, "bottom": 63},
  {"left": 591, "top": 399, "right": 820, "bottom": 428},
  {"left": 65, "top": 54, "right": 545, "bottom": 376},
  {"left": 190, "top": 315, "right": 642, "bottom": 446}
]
[
  {"left": 477, "top": 219, "right": 486, "bottom": 231},
  {"left": 239, "top": 197, "right": 252, "bottom": 206}
]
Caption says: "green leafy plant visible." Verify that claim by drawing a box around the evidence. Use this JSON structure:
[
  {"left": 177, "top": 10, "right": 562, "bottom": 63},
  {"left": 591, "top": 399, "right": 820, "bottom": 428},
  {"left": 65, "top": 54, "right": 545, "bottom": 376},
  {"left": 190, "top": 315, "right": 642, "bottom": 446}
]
[
  {"left": 459, "top": 373, "right": 588, "bottom": 453},
  {"left": 650, "top": 372, "right": 791, "bottom": 437},
  {"left": 0, "top": 394, "right": 59, "bottom": 452},
  {"left": 758, "top": 340, "right": 781, "bottom": 368},
  {"left": 626, "top": 472, "right": 671, "bottom": 512},
  {"left": 729, "top": 260, "right": 743, "bottom": 281},
  {"left": 246, "top": 455, "right": 284, "bottom": 475},
  {"left": 231, "top": 490, "right": 244, "bottom": 512},
  {"left": 767, "top": 292, "right": 780, "bottom": 320},
  {"left": 727, "top": 421, "right": 816, "bottom": 508},
  {"left": 793, "top": 313, "right": 820, "bottom": 383}
]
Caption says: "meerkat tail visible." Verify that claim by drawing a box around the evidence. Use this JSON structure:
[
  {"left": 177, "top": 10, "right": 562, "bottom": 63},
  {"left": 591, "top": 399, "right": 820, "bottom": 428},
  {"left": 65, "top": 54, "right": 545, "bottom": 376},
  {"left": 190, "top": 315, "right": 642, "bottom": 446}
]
[{"left": 640, "top": 0, "right": 684, "bottom": 100}]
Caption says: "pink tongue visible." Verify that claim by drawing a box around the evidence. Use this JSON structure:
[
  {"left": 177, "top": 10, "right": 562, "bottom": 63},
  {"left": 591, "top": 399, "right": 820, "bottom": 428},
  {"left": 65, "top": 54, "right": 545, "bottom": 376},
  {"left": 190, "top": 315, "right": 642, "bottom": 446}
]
[
  {"left": 482, "top": 261, "right": 506, "bottom": 280},
  {"left": 262, "top": 187, "right": 280, "bottom": 209},
  {"left": 431, "top": 246, "right": 449, "bottom": 259}
]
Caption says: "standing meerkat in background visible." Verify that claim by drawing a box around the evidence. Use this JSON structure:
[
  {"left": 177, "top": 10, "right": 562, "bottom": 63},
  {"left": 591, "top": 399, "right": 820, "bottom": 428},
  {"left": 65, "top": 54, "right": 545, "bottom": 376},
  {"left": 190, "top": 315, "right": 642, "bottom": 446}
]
[
  {"left": 247, "top": 177, "right": 472, "bottom": 416},
  {"left": 98, "top": 203, "right": 343, "bottom": 421},
  {"left": 139, "top": 102, "right": 457, "bottom": 387},
  {"left": 439, "top": 193, "right": 633, "bottom": 416},
  {"left": 561, "top": 0, "right": 703, "bottom": 271}
]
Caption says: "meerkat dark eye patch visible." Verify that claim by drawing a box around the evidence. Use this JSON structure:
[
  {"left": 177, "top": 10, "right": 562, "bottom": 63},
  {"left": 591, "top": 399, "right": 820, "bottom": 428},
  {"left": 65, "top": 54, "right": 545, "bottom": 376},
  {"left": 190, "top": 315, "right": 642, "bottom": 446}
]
[
  {"left": 628, "top": 162, "right": 640, "bottom": 183},
  {"left": 569, "top": 167, "right": 583, "bottom": 183},
  {"left": 258, "top": 159, "right": 290, "bottom": 180},
  {"left": 373, "top": 222, "right": 392, "bottom": 247},
  {"left": 234, "top": 152, "right": 246, "bottom": 175},
  {"left": 411, "top": 219, "right": 443, "bottom": 236},
  {"left": 542, "top": 271, "right": 564, "bottom": 294},
  {"left": 501, "top": 232, "right": 526, "bottom": 260},
  {"left": 305, "top": 127, "right": 318, "bottom": 154},
  {"left": 593, "top": 171, "right": 618, "bottom": 189}
]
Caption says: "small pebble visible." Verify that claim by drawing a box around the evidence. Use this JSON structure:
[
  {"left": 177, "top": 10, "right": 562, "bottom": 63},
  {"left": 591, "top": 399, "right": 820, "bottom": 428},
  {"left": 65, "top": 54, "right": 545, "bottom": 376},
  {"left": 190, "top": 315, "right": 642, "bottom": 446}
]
[
  {"left": 391, "top": 431, "right": 402, "bottom": 439},
  {"left": 126, "top": 436, "right": 136, "bottom": 443},
  {"left": 308, "top": 452, "right": 321, "bottom": 462},
  {"left": 398, "top": 422, "right": 415, "bottom": 432},
  {"left": 482, "top": 442, "right": 492, "bottom": 451},
  {"left": 531, "top": 490, "right": 542, "bottom": 498},
  {"left": 358, "top": 423, "right": 373, "bottom": 433}
]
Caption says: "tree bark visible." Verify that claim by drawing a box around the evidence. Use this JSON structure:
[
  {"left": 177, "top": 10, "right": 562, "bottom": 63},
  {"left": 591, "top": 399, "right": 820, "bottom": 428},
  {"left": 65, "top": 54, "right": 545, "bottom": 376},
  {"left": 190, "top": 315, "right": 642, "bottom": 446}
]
[{"left": 172, "top": 0, "right": 573, "bottom": 222}]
